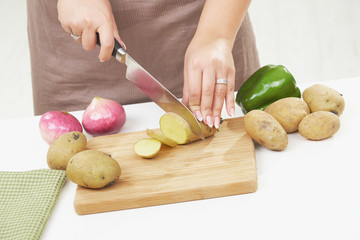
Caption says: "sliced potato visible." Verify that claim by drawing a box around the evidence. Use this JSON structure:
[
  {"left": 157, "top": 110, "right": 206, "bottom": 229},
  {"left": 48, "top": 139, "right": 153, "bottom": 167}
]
[
  {"left": 134, "top": 138, "right": 162, "bottom": 158},
  {"left": 298, "top": 111, "right": 340, "bottom": 140},
  {"left": 160, "top": 112, "right": 217, "bottom": 144},
  {"left": 186, "top": 121, "right": 217, "bottom": 143},
  {"left": 146, "top": 128, "right": 177, "bottom": 147},
  {"left": 159, "top": 112, "right": 193, "bottom": 144}
]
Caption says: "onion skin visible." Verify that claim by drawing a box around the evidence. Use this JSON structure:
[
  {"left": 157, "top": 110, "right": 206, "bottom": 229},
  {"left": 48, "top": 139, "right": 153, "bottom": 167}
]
[
  {"left": 82, "top": 97, "right": 126, "bottom": 136},
  {"left": 39, "top": 111, "right": 83, "bottom": 145}
]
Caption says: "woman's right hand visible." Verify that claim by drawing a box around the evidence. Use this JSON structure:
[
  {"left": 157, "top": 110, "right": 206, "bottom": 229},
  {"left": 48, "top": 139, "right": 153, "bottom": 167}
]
[{"left": 57, "top": 0, "right": 125, "bottom": 62}]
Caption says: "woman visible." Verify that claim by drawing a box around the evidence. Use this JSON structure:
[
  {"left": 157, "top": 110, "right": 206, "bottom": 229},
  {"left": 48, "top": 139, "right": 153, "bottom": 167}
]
[{"left": 27, "top": 0, "right": 259, "bottom": 128}]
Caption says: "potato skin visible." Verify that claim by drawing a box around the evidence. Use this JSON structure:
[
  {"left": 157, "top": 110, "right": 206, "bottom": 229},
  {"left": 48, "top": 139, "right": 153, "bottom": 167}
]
[
  {"left": 66, "top": 150, "right": 121, "bottom": 189},
  {"left": 298, "top": 111, "right": 340, "bottom": 140},
  {"left": 265, "top": 97, "right": 310, "bottom": 133},
  {"left": 244, "top": 110, "right": 288, "bottom": 151},
  {"left": 47, "top": 131, "right": 87, "bottom": 170},
  {"left": 302, "top": 84, "right": 345, "bottom": 116},
  {"left": 185, "top": 121, "right": 217, "bottom": 144}
]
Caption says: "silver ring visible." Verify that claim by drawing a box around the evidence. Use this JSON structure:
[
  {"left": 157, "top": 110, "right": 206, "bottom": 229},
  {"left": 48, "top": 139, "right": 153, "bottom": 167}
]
[
  {"left": 216, "top": 78, "right": 228, "bottom": 85},
  {"left": 71, "top": 33, "right": 81, "bottom": 40}
]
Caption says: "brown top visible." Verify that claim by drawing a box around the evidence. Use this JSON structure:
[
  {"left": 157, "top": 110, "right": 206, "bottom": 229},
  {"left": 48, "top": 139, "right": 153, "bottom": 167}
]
[{"left": 27, "top": 0, "right": 259, "bottom": 115}]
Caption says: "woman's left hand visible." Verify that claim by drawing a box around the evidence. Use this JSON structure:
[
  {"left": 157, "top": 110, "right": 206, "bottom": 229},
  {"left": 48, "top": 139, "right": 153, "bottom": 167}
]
[{"left": 182, "top": 37, "right": 236, "bottom": 129}]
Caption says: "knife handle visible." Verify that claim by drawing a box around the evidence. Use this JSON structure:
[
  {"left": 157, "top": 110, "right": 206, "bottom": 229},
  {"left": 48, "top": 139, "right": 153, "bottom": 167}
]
[{"left": 96, "top": 32, "right": 123, "bottom": 58}]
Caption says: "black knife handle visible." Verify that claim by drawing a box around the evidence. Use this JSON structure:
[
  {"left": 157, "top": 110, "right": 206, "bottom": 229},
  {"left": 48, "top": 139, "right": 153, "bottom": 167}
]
[{"left": 96, "top": 32, "right": 123, "bottom": 58}]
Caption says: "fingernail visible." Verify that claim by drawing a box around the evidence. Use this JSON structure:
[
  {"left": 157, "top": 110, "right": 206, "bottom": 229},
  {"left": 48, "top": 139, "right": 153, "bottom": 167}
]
[
  {"left": 230, "top": 108, "right": 235, "bottom": 117},
  {"left": 195, "top": 111, "right": 203, "bottom": 121},
  {"left": 206, "top": 115, "right": 213, "bottom": 128},
  {"left": 100, "top": 59, "right": 105, "bottom": 63},
  {"left": 214, "top": 117, "right": 220, "bottom": 129}
]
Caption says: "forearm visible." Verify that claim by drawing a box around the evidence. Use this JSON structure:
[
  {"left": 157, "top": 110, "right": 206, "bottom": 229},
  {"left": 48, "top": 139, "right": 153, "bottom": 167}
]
[{"left": 195, "top": 0, "right": 251, "bottom": 47}]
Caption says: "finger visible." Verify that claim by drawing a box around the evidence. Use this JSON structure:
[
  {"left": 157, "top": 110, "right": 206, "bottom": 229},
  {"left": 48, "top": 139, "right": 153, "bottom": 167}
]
[
  {"left": 81, "top": 19, "right": 97, "bottom": 50},
  {"left": 200, "top": 69, "right": 215, "bottom": 127},
  {"left": 212, "top": 81, "right": 227, "bottom": 129},
  {"left": 70, "top": 32, "right": 83, "bottom": 43},
  {"left": 225, "top": 68, "right": 236, "bottom": 117},
  {"left": 186, "top": 64, "right": 203, "bottom": 122},
  {"left": 97, "top": 21, "right": 114, "bottom": 62},
  {"left": 61, "top": 23, "right": 72, "bottom": 34},
  {"left": 68, "top": 19, "right": 84, "bottom": 43},
  {"left": 182, "top": 67, "right": 189, "bottom": 107},
  {"left": 58, "top": 11, "right": 72, "bottom": 35},
  {"left": 81, "top": 29, "right": 97, "bottom": 50},
  {"left": 111, "top": 16, "right": 126, "bottom": 50},
  {"left": 69, "top": 27, "right": 83, "bottom": 43}
]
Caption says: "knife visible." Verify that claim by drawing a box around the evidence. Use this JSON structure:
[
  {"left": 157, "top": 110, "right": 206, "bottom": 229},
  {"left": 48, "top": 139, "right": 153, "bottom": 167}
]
[{"left": 96, "top": 34, "right": 205, "bottom": 140}]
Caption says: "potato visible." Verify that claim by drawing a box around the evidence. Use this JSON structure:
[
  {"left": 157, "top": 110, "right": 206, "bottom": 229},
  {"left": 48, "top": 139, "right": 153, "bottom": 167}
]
[
  {"left": 66, "top": 150, "right": 121, "bottom": 189},
  {"left": 302, "top": 84, "right": 345, "bottom": 116},
  {"left": 134, "top": 138, "right": 162, "bottom": 158},
  {"left": 186, "top": 120, "right": 217, "bottom": 143},
  {"left": 298, "top": 111, "right": 340, "bottom": 140},
  {"left": 159, "top": 112, "right": 193, "bottom": 144},
  {"left": 160, "top": 112, "right": 217, "bottom": 144},
  {"left": 244, "top": 110, "right": 288, "bottom": 151},
  {"left": 264, "top": 97, "right": 310, "bottom": 133},
  {"left": 47, "top": 131, "right": 87, "bottom": 170},
  {"left": 146, "top": 128, "right": 177, "bottom": 147}
]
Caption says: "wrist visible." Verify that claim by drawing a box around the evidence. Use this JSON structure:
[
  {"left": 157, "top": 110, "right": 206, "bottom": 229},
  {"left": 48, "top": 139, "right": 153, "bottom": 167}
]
[
  {"left": 194, "top": 0, "right": 251, "bottom": 49},
  {"left": 192, "top": 32, "right": 235, "bottom": 49}
]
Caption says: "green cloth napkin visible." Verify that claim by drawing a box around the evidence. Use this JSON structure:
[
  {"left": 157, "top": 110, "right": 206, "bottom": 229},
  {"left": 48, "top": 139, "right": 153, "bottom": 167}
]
[{"left": 0, "top": 169, "right": 66, "bottom": 240}]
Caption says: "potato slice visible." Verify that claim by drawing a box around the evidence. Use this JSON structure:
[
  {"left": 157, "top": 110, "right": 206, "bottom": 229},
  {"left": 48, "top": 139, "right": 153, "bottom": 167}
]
[
  {"left": 134, "top": 138, "right": 162, "bottom": 158},
  {"left": 146, "top": 128, "right": 177, "bottom": 147}
]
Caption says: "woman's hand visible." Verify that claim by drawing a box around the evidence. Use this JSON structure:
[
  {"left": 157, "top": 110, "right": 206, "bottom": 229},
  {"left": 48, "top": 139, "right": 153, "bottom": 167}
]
[
  {"left": 182, "top": 37, "right": 235, "bottom": 129},
  {"left": 182, "top": 0, "right": 251, "bottom": 128},
  {"left": 57, "top": 0, "right": 125, "bottom": 62}
]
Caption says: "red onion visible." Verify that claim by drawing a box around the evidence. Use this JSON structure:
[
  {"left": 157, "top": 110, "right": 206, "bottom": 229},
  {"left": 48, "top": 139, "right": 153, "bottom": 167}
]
[
  {"left": 39, "top": 111, "right": 83, "bottom": 145},
  {"left": 82, "top": 97, "right": 126, "bottom": 136}
]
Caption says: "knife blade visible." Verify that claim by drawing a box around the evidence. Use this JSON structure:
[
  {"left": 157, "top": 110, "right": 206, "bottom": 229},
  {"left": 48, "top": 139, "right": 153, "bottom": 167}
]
[{"left": 96, "top": 34, "right": 205, "bottom": 140}]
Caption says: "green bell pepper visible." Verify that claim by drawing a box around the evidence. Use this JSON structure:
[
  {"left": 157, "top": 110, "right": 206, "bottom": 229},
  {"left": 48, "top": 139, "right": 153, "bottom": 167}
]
[{"left": 235, "top": 64, "right": 301, "bottom": 114}]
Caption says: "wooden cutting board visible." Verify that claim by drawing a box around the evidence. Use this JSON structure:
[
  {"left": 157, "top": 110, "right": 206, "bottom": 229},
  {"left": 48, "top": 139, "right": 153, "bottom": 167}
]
[{"left": 74, "top": 117, "right": 257, "bottom": 215}]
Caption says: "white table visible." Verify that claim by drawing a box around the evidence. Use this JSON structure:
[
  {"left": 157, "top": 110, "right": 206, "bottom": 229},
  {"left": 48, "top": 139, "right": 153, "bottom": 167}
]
[{"left": 1, "top": 77, "right": 359, "bottom": 240}]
